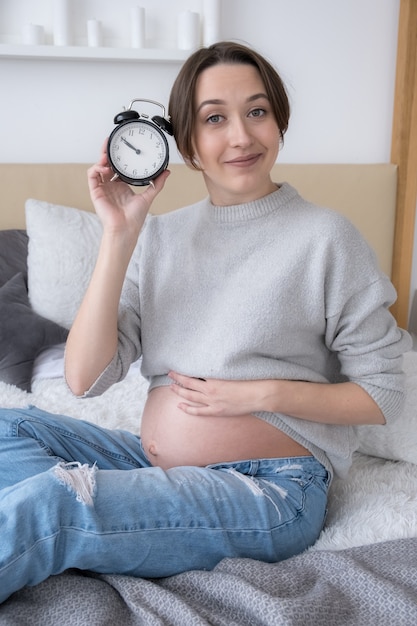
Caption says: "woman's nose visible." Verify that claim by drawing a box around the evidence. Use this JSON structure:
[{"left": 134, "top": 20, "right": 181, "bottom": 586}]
[{"left": 228, "top": 117, "right": 252, "bottom": 147}]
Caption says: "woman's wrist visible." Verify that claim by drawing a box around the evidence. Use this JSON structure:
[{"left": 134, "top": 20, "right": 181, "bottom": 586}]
[
  {"left": 99, "top": 227, "right": 140, "bottom": 266},
  {"left": 257, "top": 379, "right": 285, "bottom": 413}
]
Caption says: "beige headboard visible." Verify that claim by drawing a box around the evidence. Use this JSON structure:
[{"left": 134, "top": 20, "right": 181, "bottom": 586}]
[{"left": 0, "top": 163, "right": 397, "bottom": 277}]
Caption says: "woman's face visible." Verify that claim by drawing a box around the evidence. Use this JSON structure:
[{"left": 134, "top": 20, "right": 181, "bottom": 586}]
[{"left": 192, "top": 63, "right": 281, "bottom": 206}]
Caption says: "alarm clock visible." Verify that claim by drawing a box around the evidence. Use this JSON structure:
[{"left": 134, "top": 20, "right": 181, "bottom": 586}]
[{"left": 107, "top": 98, "right": 173, "bottom": 186}]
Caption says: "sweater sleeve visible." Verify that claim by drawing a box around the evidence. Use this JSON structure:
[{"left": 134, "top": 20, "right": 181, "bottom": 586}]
[
  {"left": 325, "top": 274, "right": 412, "bottom": 423},
  {"left": 316, "top": 212, "right": 412, "bottom": 423}
]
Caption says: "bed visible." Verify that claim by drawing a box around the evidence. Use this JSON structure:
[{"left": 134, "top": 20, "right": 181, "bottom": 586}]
[{"left": 0, "top": 162, "right": 416, "bottom": 625}]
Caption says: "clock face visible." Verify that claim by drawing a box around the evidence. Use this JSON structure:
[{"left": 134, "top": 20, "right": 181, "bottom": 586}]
[{"left": 107, "top": 119, "right": 169, "bottom": 185}]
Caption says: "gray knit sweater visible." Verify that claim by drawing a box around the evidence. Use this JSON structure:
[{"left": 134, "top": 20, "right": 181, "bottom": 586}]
[{"left": 87, "top": 183, "right": 411, "bottom": 478}]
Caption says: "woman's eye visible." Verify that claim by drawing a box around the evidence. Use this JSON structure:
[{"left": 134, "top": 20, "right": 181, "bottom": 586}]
[
  {"left": 249, "top": 108, "right": 266, "bottom": 118},
  {"left": 207, "top": 114, "right": 223, "bottom": 124}
]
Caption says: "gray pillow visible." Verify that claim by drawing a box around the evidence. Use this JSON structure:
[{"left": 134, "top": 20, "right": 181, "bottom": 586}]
[
  {"left": 0, "top": 273, "right": 68, "bottom": 391},
  {"left": 0, "top": 229, "right": 28, "bottom": 286}
]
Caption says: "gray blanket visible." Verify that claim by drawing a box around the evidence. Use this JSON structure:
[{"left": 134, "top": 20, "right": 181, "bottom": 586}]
[{"left": 1, "top": 537, "right": 417, "bottom": 625}]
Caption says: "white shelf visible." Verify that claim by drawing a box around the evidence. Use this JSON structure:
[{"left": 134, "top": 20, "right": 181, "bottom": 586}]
[{"left": 0, "top": 43, "right": 189, "bottom": 63}]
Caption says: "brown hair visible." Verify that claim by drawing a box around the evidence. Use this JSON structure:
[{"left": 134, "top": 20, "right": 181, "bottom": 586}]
[{"left": 168, "top": 41, "right": 290, "bottom": 169}]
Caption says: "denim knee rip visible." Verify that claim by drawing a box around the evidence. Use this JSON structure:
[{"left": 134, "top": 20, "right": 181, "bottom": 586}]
[{"left": 53, "top": 462, "right": 98, "bottom": 506}]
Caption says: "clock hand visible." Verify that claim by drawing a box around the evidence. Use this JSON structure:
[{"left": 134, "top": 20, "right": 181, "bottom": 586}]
[{"left": 121, "top": 136, "right": 141, "bottom": 155}]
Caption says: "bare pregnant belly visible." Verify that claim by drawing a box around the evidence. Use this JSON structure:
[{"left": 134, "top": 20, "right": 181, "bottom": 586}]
[{"left": 140, "top": 386, "right": 311, "bottom": 469}]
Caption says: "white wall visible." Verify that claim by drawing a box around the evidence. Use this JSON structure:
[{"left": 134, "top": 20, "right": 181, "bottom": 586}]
[
  {"left": 0, "top": 0, "right": 400, "bottom": 164},
  {"left": 1, "top": 0, "right": 415, "bottom": 318}
]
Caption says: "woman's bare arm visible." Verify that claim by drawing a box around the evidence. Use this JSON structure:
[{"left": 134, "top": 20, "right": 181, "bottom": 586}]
[
  {"left": 65, "top": 147, "right": 169, "bottom": 396},
  {"left": 168, "top": 373, "right": 385, "bottom": 426}
]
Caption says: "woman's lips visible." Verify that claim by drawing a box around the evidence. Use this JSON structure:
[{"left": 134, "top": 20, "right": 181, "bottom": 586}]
[{"left": 225, "top": 154, "right": 261, "bottom": 167}]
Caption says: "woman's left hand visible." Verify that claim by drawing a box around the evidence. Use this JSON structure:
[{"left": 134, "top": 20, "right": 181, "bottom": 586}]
[{"left": 168, "top": 371, "right": 269, "bottom": 417}]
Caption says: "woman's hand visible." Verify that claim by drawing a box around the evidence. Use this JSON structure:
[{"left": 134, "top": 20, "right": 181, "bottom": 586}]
[
  {"left": 88, "top": 140, "right": 170, "bottom": 236},
  {"left": 168, "top": 371, "right": 269, "bottom": 417}
]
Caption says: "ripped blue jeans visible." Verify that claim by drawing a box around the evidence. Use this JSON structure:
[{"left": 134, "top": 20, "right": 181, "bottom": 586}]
[{"left": 0, "top": 406, "right": 330, "bottom": 603}]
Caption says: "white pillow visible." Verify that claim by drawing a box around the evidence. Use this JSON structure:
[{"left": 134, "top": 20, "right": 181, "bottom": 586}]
[
  {"left": 356, "top": 350, "right": 417, "bottom": 465},
  {"left": 26, "top": 199, "right": 102, "bottom": 330}
]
